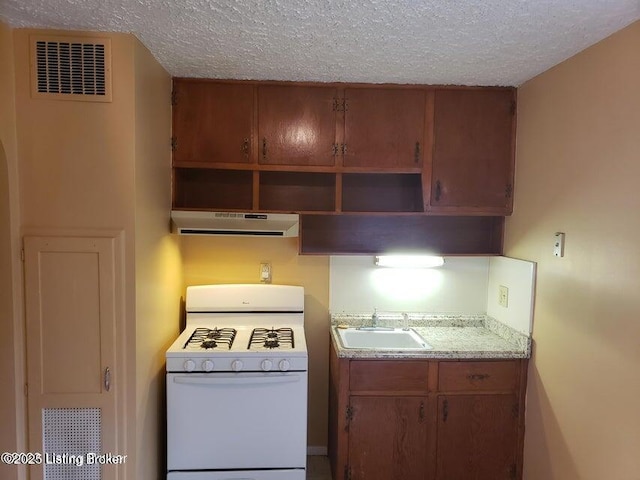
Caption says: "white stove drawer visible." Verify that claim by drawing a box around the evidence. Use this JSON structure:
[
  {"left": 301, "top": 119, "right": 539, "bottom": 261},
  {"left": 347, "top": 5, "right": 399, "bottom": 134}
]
[
  {"left": 167, "top": 372, "right": 307, "bottom": 471},
  {"left": 167, "top": 470, "right": 305, "bottom": 480}
]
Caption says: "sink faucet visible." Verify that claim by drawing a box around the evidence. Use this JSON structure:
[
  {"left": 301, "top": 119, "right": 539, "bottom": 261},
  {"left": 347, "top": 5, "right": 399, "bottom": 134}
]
[
  {"left": 371, "top": 308, "right": 379, "bottom": 328},
  {"left": 402, "top": 312, "right": 410, "bottom": 330}
]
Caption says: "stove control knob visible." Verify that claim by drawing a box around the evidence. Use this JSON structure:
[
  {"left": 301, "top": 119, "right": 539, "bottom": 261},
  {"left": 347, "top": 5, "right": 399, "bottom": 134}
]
[
  {"left": 202, "top": 360, "right": 214, "bottom": 372},
  {"left": 261, "top": 359, "right": 273, "bottom": 372},
  {"left": 183, "top": 359, "right": 196, "bottom": 372},
  {"left": 279, "top": 359, "right": 291, "bottom": 372},
  {"left": 231, "top": 360, "right": 244, "bottom": 372}
]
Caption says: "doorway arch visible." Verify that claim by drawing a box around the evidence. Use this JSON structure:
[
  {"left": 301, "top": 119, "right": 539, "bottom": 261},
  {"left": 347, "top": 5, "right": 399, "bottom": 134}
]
[{"left": 0, "top": 140, "right": 18, "bottom": 479}]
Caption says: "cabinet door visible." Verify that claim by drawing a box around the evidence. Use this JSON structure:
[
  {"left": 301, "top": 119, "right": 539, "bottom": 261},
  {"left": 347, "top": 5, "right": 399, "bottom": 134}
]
[
  {"left": 431, "top": 89, "right": 515, "bottom": 211},
  {"left": 344, "top": 88, "right": 426, "bottom": 168},
  {"left": 436, "top": 395, "right": 518, "bottom": 480},
  {"left": 173, "top": 80, "right": 254, "bottom": 164},
  {"left": 258, "top": 85, "right": 337, "bottom": 166},
  {"left": 349, "top": 396, "right": 428, "bottom": 480},
  {"left": 24, "top": 236, "right": 121, "bottom": 480}
]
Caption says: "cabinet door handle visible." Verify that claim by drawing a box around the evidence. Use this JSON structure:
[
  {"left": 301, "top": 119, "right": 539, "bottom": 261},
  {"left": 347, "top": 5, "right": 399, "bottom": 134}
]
[
  {"left": 104, "top": 367, "right": 111, "bottom": 392},
  {"left": 419, "top": 401, "right": 425, "bottom": 422},
  {"left": 241, "top": 138, "right": 249, "bottom": 157},
  {"left": 434, "top": 180, "right": 442, "bottom": 201},
  {"left": 442, "top": 399, "right": 449, "bottom": 422},
  {"left": 414, "top": 141, "right": 421, "bottom": 163},
  {"left": 505, "top": 183, "right": 513, "bottom": 199},
  {"left": 262, "top": 138, "right": 267, "bottom": 161},
  {"left": 467, "top": 373, "right": 490, "bottom": 381}
]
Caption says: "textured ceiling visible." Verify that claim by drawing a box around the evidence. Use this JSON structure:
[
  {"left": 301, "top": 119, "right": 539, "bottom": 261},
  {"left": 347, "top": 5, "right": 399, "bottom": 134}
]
[{"left": 1, "top": 0, "right": 639, "bottom": 86}]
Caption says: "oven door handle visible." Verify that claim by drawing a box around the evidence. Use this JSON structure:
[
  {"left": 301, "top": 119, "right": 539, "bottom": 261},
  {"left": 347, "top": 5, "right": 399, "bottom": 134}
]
[{"left": 172, "top": 373, "right": 303, "bottom": 386}]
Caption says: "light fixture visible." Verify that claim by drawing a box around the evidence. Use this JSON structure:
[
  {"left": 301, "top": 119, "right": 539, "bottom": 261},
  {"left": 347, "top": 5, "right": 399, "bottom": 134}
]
[{"left": 374, "top": 255, "right": 445, "bottom": 268}]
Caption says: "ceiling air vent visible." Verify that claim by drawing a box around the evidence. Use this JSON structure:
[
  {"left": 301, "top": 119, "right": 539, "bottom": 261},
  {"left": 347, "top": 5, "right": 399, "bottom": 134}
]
[{"left": 30, "top": 35, "right": 112, "bottom": 102}]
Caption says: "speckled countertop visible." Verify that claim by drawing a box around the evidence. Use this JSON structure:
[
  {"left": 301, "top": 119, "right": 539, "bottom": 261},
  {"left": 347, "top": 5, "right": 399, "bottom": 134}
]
[{"left": 330, "top": 313, "right": 531, "bottom": 359}]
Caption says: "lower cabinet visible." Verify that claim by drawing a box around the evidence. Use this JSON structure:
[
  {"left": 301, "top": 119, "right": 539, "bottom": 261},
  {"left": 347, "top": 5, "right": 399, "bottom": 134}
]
[
  {"left": 328, "top": 344, "right": 527, "bottom": 480},
  {"left": 349, "top": 396, "right": 428, "bottom": 480},
  {"left": 436, "top": 394, "right": 519, "bottom": 480}
]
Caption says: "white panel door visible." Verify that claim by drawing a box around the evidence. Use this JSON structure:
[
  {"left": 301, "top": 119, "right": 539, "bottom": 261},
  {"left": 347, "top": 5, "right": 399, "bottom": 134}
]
[{"left": 24, "top": 236, "right": 121, "bottom": 480}]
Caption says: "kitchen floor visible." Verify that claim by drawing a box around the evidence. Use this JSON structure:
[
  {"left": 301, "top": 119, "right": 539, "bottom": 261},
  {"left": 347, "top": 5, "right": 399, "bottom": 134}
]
[{"left": 307, "top": 456, "right": 332, "bottom": 480}]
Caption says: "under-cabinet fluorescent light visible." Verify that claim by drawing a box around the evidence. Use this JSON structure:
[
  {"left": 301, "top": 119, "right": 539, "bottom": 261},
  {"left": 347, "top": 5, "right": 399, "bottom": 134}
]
[{"left": 374, "top": 255, "right": 445, "bottom": 268}]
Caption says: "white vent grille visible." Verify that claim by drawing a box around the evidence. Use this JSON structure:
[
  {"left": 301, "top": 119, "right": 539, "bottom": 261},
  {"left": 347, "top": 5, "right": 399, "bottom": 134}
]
[
  {"left": 31, "top": 36, "right": 112, "bottom": 102},
  {"left": 42, "top": 407, "right": 102, "bottom": 480}
]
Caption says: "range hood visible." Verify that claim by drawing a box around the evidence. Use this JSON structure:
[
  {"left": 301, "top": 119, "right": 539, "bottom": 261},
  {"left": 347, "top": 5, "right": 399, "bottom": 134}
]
[{"left": 171, "top": 211, "right": 299, "bottom": 237}]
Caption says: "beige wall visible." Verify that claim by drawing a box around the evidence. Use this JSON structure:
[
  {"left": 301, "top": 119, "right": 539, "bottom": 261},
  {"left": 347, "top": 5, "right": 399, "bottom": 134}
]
[
  {"left": 180, "top": 235, "right": 330, "bottom": 448},
  {"left": 0, "top": 20, "right": 21, "bottom": 480},
  {"left": 506, "top": 21, "right": 640, "bottom": 480},
  {"left": 12, "top": 28, "right": 177, "bottom": 479},
  {"left": 14, "top": 28, "right": 138, "bottom": 478},
  {"left": 133, "top": 39, "right": 182, "bottom": 478},
  {"left": 14, "top": 31, "right": 137, "bottom": 231}
]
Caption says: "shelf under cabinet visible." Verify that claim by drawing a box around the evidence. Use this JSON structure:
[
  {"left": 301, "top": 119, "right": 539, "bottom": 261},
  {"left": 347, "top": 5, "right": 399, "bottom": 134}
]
[
  {"left": 173, "top": 168, "right": 253, "bottom": 210},
  {"left": 300, "top": 215, "right": 504, "bottom": 255},
  {"left": 259, "top": 171, "right": 335, "bottom": 212},
  {"left": 341, "top": 173, "right": 423, "bottom": 213}
]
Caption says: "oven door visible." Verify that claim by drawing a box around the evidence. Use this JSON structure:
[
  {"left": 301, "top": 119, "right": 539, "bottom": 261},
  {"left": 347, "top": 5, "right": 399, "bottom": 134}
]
[{"left": 167, "top": 372, "right": 307, "bottom": 471}]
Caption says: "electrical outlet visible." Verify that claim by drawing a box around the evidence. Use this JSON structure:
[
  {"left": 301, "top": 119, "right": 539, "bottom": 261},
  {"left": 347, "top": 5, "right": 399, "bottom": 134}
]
[
  {"left": 498, "top": 285, "right": 509, "bottom": 308},
  {"left": 260, "top": 262, "right": 272, "bottom": 284}
]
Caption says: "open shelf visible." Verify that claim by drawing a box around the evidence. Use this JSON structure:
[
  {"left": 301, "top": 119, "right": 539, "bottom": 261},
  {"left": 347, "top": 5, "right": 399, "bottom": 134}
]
[
  {"left": 342, "top": 173, "right": 423, "bottom": 212},
  {"left": 173, "top": 168, "right": 253, "bottom": 210},
  {"left": 259, "top": 171, "right": 335, "bottom": 212}
]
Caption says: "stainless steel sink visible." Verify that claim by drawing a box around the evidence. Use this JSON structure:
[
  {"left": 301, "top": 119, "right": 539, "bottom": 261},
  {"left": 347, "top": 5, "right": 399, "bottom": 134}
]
[{"left": 336, "top": 327, "right": 432, "bottom": 350}]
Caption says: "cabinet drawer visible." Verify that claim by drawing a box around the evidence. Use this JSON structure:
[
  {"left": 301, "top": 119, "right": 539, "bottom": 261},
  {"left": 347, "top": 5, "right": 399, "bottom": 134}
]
[
  {"left": 350, "top": 360, "right": 429, "bottom": 392},
  {"left": 438, "top": 361, "right": 518, "bottom": 392}
]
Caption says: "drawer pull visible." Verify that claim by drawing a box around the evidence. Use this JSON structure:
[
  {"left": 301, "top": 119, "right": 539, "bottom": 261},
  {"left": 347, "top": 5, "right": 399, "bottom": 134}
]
[{"left": 467, "top": 373, "right": 490, "bottom": 381}]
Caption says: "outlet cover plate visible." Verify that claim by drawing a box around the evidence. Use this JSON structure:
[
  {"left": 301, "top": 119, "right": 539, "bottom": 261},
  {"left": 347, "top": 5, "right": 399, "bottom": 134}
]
[{"left": 498, "top": 285, "right": 509, "bottom": 308}]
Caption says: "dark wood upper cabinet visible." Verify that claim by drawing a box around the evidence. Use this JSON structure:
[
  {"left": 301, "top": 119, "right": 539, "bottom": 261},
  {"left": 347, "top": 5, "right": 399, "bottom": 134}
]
[
  {"left": 172, "top": 80, "right": 254, "bottom": 165},
  {"left": 432, "top": 88, "right": 516, "bottom": 213},
  {"left": 171, "top": 80, "right": 517, "bottom": 253},
  {"left": 258, "top": 85, "right": 337, "bottom": 166},
  {"left": 343, "top": 88, "right": 427, "bottom": 169}
]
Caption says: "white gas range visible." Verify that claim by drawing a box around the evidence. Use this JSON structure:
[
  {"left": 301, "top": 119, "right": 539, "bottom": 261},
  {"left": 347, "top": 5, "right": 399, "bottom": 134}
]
[{"left": 166, "top": 284, "right": 308, "bottom": 480}]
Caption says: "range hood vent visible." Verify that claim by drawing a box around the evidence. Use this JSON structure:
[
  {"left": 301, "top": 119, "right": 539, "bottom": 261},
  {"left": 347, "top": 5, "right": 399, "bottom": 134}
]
[{"left": 171, "top": 211, "right": 299, "bottom": 237}]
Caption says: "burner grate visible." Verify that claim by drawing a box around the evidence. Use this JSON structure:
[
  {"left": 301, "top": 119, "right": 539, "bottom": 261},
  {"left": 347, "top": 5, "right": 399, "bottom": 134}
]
[
  {"left": 184, "top": 327, "right": 237, "bottom": 350},
  {"left": 248, "top": 327, "right": 294, "bottom": 350}
]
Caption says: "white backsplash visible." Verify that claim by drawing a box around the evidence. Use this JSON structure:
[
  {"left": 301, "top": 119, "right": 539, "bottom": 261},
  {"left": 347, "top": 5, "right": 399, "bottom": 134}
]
[
  {"left": 329, "top": 255, "right": 536, "bottom": 334},
  {"left": 329, "top": 256, "right": 490, "bottom": 314},
  {"left": 487, "top": 256, "right": 536, "bottom": 335}
]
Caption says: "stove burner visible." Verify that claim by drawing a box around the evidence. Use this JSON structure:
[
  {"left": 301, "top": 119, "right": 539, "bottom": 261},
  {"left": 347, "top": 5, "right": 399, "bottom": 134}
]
[
  {"left": 185, "top": 327, "right": 237, "bottom": 350},
  {"left": 248, "top": 327, "right": 294, "bottom": 350}
]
